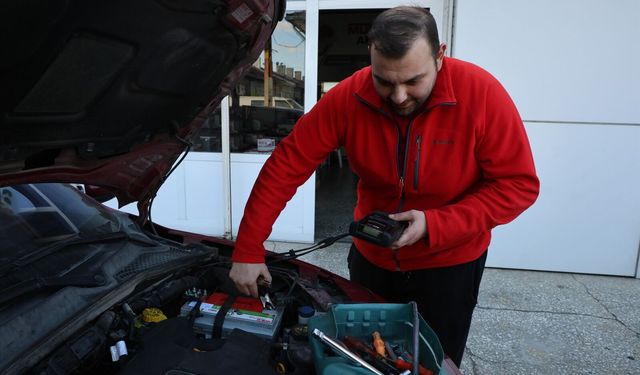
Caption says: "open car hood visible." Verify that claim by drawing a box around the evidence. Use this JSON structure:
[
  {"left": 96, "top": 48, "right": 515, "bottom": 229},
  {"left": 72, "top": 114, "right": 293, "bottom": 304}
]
[{"left": 0, "top": 0, "right": 284, "bottom": 219}]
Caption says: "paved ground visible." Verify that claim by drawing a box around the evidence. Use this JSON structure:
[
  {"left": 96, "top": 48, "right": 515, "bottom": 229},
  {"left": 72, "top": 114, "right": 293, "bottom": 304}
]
[{"left": 264, "top": 240, "right": 640, "bottom": 375}]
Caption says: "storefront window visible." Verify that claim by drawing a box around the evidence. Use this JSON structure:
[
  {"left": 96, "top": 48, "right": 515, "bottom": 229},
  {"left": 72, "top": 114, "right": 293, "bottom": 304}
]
[
  {"left": 229, "top": 10, "right": 305, "bottom": 153},
  {"left": 192, "top": 108, "right": 222, "bottom": 152},
  {"left": 192, "top": 11, "right": 305, "bottom": 154}
]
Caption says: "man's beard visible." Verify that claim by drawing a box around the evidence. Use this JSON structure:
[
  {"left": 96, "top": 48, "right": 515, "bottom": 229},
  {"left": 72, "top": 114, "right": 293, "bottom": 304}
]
[{"left": 390, "top": 97, "right": 426, "bottom": 117}]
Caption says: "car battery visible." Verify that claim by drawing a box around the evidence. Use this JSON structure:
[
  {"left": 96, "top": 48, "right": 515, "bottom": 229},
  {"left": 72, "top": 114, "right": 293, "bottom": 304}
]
[{"left": 179, "top": 295, "right": 284, "bottom": 341}]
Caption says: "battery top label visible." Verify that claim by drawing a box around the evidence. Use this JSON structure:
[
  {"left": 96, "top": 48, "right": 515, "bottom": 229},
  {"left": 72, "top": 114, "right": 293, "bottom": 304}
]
[{"left": 185, "top": 301, "right": 275, "bottom": 324}]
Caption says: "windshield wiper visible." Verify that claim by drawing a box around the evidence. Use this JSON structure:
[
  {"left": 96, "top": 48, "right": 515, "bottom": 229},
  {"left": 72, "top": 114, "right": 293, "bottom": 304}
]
[
  {"left": 0, "top": 273, "right": 107, "bottom": 306},
  {"left": 17, "top": 231, "right": 127, "bottom": 265},
  {"left": 0, "top": 230, "right": 156, "bottom": 278}
]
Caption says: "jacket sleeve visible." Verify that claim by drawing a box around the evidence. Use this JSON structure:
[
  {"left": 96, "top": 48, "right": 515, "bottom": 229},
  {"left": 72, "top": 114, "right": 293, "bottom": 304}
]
[
  {"left": 424, "top": 80, "right": 540, "bottom": 250},
  {"left": 231, "top": 86, "right": 347, "bottom": 263}
]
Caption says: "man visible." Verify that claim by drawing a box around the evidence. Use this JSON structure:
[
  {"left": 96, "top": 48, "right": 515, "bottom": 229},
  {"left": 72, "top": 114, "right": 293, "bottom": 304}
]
[{"left": 230, "top": 6, "right": 539, "bottom": 366}]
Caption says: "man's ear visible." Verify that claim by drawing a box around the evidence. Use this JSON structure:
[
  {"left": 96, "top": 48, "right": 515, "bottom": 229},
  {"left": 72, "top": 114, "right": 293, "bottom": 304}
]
[{"left": 436, "top": 43, "right": 447, "bottom": 71}]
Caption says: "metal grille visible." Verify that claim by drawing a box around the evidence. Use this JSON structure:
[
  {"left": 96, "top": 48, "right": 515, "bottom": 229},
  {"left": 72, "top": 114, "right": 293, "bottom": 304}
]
[{"left": 115, "top": 248, "right": 191, "bottom": 280}]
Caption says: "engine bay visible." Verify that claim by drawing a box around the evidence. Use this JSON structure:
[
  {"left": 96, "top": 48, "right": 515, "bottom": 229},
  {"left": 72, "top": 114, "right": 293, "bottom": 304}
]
[{"left": 30, "top": 241, "right": 370, "bottom": 375}]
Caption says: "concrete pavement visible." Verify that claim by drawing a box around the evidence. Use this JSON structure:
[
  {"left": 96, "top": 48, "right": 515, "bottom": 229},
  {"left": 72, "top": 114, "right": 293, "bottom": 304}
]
[{"left": 264, "top": 240, "right": 640, "bottom": 374}]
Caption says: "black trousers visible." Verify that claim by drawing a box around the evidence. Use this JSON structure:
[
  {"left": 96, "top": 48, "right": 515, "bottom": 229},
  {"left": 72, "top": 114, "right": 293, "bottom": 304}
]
[{"left": 347, "top": 244, "right": 487, "bottom": 367}]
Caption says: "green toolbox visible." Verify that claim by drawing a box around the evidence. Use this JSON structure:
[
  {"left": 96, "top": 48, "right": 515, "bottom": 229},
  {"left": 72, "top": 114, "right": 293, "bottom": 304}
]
[{"left": 309, "top": 303, "right": 447, "bottom": 375}]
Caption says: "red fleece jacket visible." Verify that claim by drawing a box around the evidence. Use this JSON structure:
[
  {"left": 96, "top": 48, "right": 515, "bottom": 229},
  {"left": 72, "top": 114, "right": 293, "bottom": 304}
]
[{"left": 232, "top": 57, "right": 539, "bottom": 271}]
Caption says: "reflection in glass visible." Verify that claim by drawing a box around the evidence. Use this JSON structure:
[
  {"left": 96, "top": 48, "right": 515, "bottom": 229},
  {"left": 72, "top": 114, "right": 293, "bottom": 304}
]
[
  {"left": 229, "top": 10, "right": 306, "bottom": 153},
  {"left": 192, "top": 11, "right": 306, "bottom": 154},
  {"left": 192, "top": 108, "right": 222, "bottom": 152},
  {"left": 0, "top": 184, "right": 119, "bottom": 260}
]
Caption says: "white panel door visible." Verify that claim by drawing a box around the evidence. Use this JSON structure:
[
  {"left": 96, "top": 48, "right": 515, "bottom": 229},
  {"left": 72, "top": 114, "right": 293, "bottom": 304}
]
[
  {"left": 453, "top": 0, "right": 640, "bottom": 275},
  {"left": 489, "top": 123, "right": 640, "bottom": 276}
]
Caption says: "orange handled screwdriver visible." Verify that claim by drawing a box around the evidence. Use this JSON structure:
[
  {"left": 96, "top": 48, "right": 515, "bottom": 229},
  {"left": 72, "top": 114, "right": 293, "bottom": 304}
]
[{"left": 372, "top": 331, "right": 386, "bottom": 357}]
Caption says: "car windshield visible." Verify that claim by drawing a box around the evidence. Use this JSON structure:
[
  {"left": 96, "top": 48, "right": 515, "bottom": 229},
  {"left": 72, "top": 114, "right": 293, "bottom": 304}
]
[{"left": 0, "top": 183, "right": 120, "bottom": 264}]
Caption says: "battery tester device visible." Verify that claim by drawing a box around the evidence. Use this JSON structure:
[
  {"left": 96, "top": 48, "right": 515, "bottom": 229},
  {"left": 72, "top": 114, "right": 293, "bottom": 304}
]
[
  {"left": 267, "top": 211, "right": 409, "bottom": 268},
  {"left": 349, "top": 211, "right": 408, "bottom": 247}
]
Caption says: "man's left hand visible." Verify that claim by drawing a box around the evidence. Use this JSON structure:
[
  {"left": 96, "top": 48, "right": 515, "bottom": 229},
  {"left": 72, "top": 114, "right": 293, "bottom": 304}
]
[{"left": 388, "top": 209, "right": 427, "bottom": 249}]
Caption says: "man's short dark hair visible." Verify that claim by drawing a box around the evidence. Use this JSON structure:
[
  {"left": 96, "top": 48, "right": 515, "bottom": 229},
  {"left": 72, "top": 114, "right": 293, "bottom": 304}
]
[{"left": 368, "top": 6, "right": 440, "bottom": 59}]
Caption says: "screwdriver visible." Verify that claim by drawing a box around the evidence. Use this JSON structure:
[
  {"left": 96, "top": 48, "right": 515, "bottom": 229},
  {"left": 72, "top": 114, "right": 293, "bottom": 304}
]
[
  {"left": 342, "top": 336, "right": 400, "bottom": 374},
  {"left": 372, "top": 331, "right": 386, "bottom": 357},
  {"left": 344, "top": 336, "right": 434, "bottom": 375}
]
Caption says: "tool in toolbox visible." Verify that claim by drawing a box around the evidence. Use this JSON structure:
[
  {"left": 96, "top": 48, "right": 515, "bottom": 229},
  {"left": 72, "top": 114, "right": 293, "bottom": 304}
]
[
  {"left": 342, "top": 336, "right": 400, "bottom": 374},
  {"left": 372, "top": 331, "right": 386, "bottom": 357},
  {"left": 342, "top": 336, "right": 434, "bottom": 375},
  {"left": 385, "top": 341, "right": 398, "bottom": 361},
  {"left": 308, "top": 302, "right": 443, "bottom": 375},
  {"left": 311, "top": 328, "right": 384, "bottom": 375}
]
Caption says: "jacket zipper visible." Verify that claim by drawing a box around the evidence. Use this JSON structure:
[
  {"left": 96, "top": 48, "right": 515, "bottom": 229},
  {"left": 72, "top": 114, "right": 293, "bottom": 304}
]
[
  {"left": 392, "top": 119, "right": 414, "bottom": 271},
  {"left": 353, "top": 94, "right": 455, "bottom": 271},
  {"left": 396, "top": 119, "right": 413, "bottom": 211},
  {"left": 413, "top": 135, "right": 422, "bottom": 190}
]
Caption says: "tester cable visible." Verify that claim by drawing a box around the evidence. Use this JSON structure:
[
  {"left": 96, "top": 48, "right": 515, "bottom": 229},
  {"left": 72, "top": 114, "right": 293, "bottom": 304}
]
[{"left": 265, "top": 232, "right": 350, "bottom": 265}]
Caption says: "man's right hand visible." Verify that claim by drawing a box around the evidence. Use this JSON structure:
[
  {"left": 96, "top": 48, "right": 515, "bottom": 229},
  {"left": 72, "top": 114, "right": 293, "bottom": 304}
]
[{"left": 229, "top": 262, "right": 272, "bottom": 298}]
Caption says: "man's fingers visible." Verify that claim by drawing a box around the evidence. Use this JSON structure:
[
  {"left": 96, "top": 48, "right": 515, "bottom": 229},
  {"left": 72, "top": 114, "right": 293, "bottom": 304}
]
[
  {"left": 392, "top": 228, "right": 416, "bottom": 249},
  {"left": 247, "top": 283, "right": 259, "bottom": 298},
  {"left": 389, "top": 212, "right": 412, "bottom": 221},
  {"left": 229, "top": 262, "right": 271, "bottom": 298},
  {"left": 250, "top": 267, "right": 271, "bottom": 297},
  {"left": 257, "top": 273, "right": 272, "bottom": 287},
  {"left": 390, "top": 210, "right": 427, "bottom": 249},
  {"left": 238, "top": 284, "right": 250, "bottom": 297},
  {"left": 261, "top": 269, "right": 273, "bottom": 285},
  {"left": 237, "top": 278, "right": 258, "bottom": 297}
]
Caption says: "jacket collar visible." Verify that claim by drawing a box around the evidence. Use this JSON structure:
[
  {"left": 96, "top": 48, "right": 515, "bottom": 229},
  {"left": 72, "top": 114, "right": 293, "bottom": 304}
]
[{"left": 354, "top": 56, "right": 457, "bottom": 112}]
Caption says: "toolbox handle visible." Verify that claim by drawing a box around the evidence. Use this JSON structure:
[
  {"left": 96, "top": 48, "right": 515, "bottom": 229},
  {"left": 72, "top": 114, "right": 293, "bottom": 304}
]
[
  {"left": 411, "top": 301, "right": 420, "bottom": 375},
  {"left": 401, "top": 321, "right": 441, "bottom": 372}
]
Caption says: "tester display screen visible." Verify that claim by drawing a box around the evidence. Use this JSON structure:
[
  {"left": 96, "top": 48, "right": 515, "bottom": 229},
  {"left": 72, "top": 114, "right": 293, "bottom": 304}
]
[
  {"left": 349, "top": 211, "right": 408, "bottom": 247},
  {"left": 362, "top": 225, "right": 382, "bottom": 237}
]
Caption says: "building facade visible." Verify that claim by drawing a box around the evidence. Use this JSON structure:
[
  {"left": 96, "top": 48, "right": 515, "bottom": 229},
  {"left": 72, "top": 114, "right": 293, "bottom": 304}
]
[{"left": 110, "top": 0, "right": 640, "bottom": 277}]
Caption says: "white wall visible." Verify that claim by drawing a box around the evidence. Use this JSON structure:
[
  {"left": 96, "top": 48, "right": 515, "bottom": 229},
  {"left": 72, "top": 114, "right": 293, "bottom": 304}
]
[
  {"left": 105, "top": 153, "right": 226, "bottom": 235},
  {"left": 105, "top": 152, "right": 316, "bottom": 242},
  {"left": 453, "top": 0, "right": 640, "bottom": 124},
  {"left": 454, "top": 0, "right": 640, "bottom": 276},
  {"left": 229, "top": 153, "right": 316, "bottom": 242}
]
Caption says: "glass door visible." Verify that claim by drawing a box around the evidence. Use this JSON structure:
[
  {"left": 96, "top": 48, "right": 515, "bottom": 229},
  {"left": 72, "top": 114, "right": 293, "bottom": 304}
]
[{"left": 312, "top": 1, "right": 451, "bottom": 240}]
